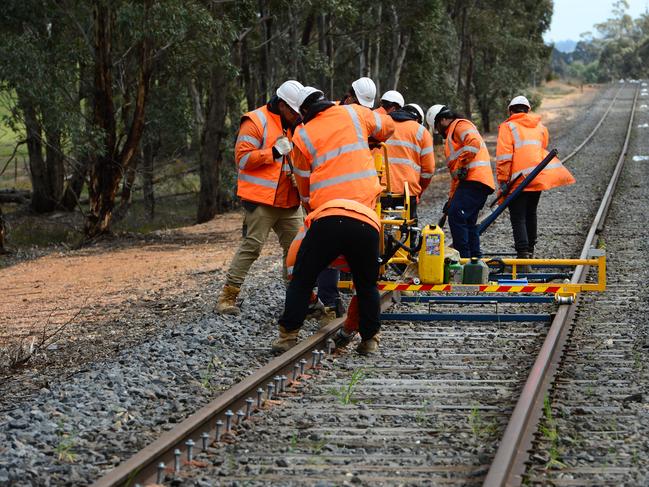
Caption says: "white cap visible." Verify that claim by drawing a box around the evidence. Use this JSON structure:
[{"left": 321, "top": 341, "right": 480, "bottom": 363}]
[
  {"left": 426, "top": 104, "right": 445, "bottom": 128},
  {"left": 297, "top": 86, "right": 324, "bottom": 111},
  {"left": 406, "top": 103, "right": 424, "bottom": 123},
  {"left": 276, "top": 80, "right": 304, "bottom": 113},
  {"left": 380, "top": 90, "right": 404, "bottom": 107},
  {"left": 508, "top": 95, "right": 531, "bottom": 109},
  {"left": 351, "top": 77, "right": 376, "bottom": 108}
]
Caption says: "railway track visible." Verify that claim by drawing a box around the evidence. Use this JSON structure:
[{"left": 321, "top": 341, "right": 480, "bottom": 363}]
[{"left": 84, "top": 81, "right": 643, "bottom": 486}]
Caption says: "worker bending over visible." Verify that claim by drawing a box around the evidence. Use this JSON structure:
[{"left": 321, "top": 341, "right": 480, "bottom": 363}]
[
  {"left": 382, "top": 103, "right": 435, "bottom": 218},
  {"left": 216, "top": 80, "right": 304, "bottom": 314},
  {"left": 272, "top": 86, "right": 395, "bottom": 355},
  {"left": 426, "top": 105, "right": 495, "bottom": 258},
  {"left": 315, "top": 76, "right": 379, "bottom": 317},
  {"left": 496, "top": 95, "right": 575, "bottom": 269}
]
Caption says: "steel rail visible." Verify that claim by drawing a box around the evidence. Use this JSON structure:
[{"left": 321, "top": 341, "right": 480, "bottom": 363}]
[
  {"left": 92, "top": 293, "right": 395, "bottom": 487},
  {"left": 483, "top": 84, "right": 639, "bottom": 487}
]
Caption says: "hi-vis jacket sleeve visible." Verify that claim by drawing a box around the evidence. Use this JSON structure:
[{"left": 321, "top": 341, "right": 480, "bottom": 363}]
[
  {"left": 362, "top": 108, "right": 395, "bottom": 142},
  {"left": 419, "top": 129, "right": 435, "bottom": 192},
  {"left": 290, "top": 145, "right": 312, "bottom": 213},
  {"left": 235, "top": 118, "right": 275, "bottom": 171},
  {"left": 453, "top": 120, "right": 482, "bottom": 166},
  {"left": 496, "top": 123, "right": 514, "bottom": 183},
  {"left": 541, "top": 124, "right": 549, "bottom": 149}
]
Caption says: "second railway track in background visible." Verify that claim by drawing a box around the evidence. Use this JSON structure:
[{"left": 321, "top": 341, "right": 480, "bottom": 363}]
[{"left": 92, "top": 82, "right": 644, "bottom": 486}]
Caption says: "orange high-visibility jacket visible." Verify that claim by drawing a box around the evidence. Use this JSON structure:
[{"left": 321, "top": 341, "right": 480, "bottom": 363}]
[
  {"left": 382, "top": 120, "right": 435, "bottom": 198},
  {"left": 235, "top": 105, "right": 299, "bottom": 208},
  {"left": 444, "top": 119, "right": 495, "bottom": 199},
  {"left": 291, "top": 104, "right": 395, "bottom": 218},
  {"left": 496, "top": 112, "right": 575, "bottom": 191}
]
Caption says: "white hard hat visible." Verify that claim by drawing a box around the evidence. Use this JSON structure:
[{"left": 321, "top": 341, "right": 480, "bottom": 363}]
[
  {"left": 276, "top": 80, "right": 304, "bottom": 113},
  {"left": 351, "top": 77, "right": 376, "bottom": 108},
  {"left": 508, "top": 95, "right": 531, "bottom": 109},
  {"left": 380, "top": 90, "right": 404, "bottom": 107},
  {"left": 406, "top": 103, "right": 424, "bottom": 123},
  {"left": 297, "top": 86, "right": 324, "bottom": 111},
  {"left": 426, "top": 104, "right": 445, "bottom": 128}
]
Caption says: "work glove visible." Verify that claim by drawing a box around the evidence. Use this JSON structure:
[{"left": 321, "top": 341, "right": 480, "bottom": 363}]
[
  {"left": 272, "top": 136, "right": 293, "bottom": 158},
  {"left": 456, "top": 166, "right": 468, "bottom": 180}
]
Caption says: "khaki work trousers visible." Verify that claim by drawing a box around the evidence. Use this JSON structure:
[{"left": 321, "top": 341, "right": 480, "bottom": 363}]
[{"left": 225, "top": 204, "right": 303, "bottom": 287}]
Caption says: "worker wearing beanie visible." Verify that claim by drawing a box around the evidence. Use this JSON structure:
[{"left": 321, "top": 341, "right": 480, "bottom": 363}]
[
  {"left": 215, "top": 80, "right": 305, "bottom": 315},
  {"left": 381, "top": 103, "right": 435, "bottom": 218},
  {"left": 496, "top": 95, "right": 575, "bottom": 268},
  {"left": 271, "top": 86, "right": 395, "bottom": 355},
  {"left": 426, "top": 105, "right": 495, "bottom": 258},
  {"left": 375, "top": 90, "right": 405, "bottom": 115}
]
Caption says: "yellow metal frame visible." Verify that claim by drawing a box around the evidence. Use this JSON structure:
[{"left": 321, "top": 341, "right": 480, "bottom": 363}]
[
  {"left": 339, "top": 254, "right": 606, "bottom": 302},
  {"left": 374, "top": 143, "right": 418, "bottom": 275},
  {"left": 363, "top": 145, "right": 607, "bottom": 302}
]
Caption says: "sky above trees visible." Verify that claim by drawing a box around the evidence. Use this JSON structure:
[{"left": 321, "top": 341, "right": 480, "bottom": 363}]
[{"left": 545, "top": 0, "right": 648, "bottom": 42}]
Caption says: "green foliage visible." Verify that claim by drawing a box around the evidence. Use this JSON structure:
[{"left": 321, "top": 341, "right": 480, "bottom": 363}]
[{"left": 331, "top": 368, "right": 365, "bottom": 405}]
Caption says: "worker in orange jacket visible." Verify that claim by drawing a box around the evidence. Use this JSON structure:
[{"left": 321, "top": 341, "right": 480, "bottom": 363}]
[
  {"left": 426, "top": 105, "right": 495, "bottom": 258},
  {"left": 271, "top": 86, "right": 395, "bottom": 355},
  {"left": 216, "top": 80, "right": 305, "bottom": 315},
  {"left": 382, "top": 103, "right": 435, "bottom": 218},
  {"left": 314, "top": 76, "right": 378, "bottom": 318},
  {"left": 496, "top": 95, "right": 575, "bottom": 264},
  {"left": 375, "top": 90, "right": 405, "bottom": 115}
]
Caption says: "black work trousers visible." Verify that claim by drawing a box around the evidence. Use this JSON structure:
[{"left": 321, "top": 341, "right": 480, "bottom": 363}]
[
  {"left": 279, "top": 216, "right": 380, "bottom": 340},
  {"left": 508, "top": 191, "right": 541, "bottom": 254}
]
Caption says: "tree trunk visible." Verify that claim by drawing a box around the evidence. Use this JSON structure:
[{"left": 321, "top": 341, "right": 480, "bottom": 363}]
[
  {"left": 197, "top": 66, "right": 229, "bottom": 223},
  {"left": 0, "top": 205, "right": 6, "bottom": 253},
  {"left": 43, "top": 126, "right": 65, "bottom": 206},
  {"left": 188, "top": 79, "right": 205, "bottom": 151},
  {"left": 113, "top": 156, "right": 138, "bottom": 221},
  {"left": 61, "top": 158, "right": 89, "bottom": 210},
  {"left": 142, "top": 141, "right": 155, "bottom": 220},
  {"left": 463, "top": 39, "right": 474, "bottom": 119},
  {"left": 372, "top": 5, "right": 381, "bottom": 95},
  {"left": 18, "top": 95, "right": 53, "bottom": 213},
  {"left": 85, "top": 0, "right": 153, "bottom": 238}
]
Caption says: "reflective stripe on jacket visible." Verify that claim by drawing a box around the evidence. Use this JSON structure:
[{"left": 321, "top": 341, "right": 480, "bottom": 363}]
[
  {"left": 235, "top": 105, "right": 299, "bottom": 208},
  {"left": 291, "top": 104, "right": 394, "bottom": 218},
  {"left": 496, "top": 112, "right": 575, "bottom": 192},
  {"left": 444, "top": 119, "right": 495, "bottom": 199},
  {"left": 382, "top": 120, "right": 435, "bottom": 198}
]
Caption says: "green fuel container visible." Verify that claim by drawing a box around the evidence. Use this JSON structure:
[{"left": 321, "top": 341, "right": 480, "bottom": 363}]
[{"left": 462, "top": 257, "right": 489, "bottom": 284}]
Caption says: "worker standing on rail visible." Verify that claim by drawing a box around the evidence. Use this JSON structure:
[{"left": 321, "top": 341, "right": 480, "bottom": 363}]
[
  {"left": 426, "top": 105, "right": 495, "bottom": 258},
  {"left": 314, "top": 76, "right": 380, "bottom": 319},
  {"left": 496, "top": 96, "right": 575, "bottom": 267},
  {"left": 382, "top": 103, "right": 435, "bottom": 218},
  {"left": 271, "top": 86, "right": 395, "bottom": 355},
  {"left": 215, "top": 80, "right": 304, "bottom": 315},
  {"left": 375, "top": 90, "right": 405, "bottom": 115}
]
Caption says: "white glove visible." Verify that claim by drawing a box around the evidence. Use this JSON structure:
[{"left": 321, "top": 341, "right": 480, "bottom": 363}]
[{"left": 273, "top": 136, "right": 293, "bottom": 156}]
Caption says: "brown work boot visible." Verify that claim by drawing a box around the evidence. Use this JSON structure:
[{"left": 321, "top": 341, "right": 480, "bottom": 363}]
[
  {"left": 215, "top": 284, "right": 241, "bottom": 315},
  {"left": 271, "top": 326, "right": 300, "bottom": 353},
  {"left": 356, "top": 333, "right": 380, "bottom": 355}
]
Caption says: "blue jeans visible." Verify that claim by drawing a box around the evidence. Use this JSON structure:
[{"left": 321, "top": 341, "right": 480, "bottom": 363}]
[{"left": 448, "top": 181, "right": 492, "bottom": 258}]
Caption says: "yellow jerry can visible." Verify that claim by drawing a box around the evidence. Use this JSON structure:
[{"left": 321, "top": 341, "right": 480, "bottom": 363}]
[{"left": 418, "top": 224, "right": 445, "bottom": 284}]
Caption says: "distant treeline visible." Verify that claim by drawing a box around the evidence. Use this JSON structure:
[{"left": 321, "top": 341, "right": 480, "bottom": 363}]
[
  {"left": 551, "top": 0, "right": 649, "bottom": 83},
  {"left": 0, "top": 0, "right": 551, "bottom": 237}
]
